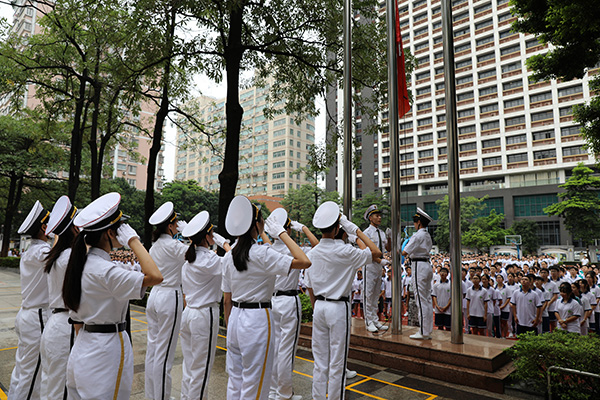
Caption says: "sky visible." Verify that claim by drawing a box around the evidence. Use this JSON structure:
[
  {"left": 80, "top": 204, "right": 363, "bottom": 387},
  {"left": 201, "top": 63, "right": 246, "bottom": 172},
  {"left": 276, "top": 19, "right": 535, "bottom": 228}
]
[{"left": 0, "top": 3, "right": 326, "bottom": 183}]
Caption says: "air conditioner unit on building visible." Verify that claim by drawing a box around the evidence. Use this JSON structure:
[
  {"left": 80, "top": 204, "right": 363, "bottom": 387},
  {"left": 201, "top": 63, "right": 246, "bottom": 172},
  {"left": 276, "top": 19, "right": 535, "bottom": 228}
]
[
  {"left": 246, "top": 184, "right": 250, "bottom": 188},
  {"left": 252, "top": 183, "right": 257, "bottom": 187}
]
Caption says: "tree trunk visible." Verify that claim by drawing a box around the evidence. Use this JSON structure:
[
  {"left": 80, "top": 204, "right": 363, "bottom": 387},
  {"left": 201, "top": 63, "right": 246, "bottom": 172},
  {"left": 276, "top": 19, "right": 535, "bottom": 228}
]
[
  {"left": 143, "top": 5, "right": 176, "bottom": 248},
  {"left": 1, "top": 173, "right": 24, "bottom": 257},
  {"left": 89, "top": 77, "right": 102, "bottom": 200},
  {"left": 67, "top": 73, "right": 88, "bottom": 201},
  {"left": 217, "top": 2, "right": 245, "bottom": 244}
]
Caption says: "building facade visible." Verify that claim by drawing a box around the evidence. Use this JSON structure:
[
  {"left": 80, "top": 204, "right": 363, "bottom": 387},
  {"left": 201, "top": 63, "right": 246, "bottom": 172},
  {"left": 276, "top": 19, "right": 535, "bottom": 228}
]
[
  {"left": 326, "top": 0, "right": 597, "bottom": 247},
  {"left": 175, "top": 87, "right": 316, "bottom": 197}
]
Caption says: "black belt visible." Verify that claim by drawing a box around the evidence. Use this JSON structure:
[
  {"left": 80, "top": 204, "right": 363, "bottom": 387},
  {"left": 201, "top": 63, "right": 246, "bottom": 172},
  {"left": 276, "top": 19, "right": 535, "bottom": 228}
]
[
  {"left": 52, "top": 308, "right": 68, "bottom": 314},
  {"left": 411, "top": 258, "right": 430, "bottom": 262},
  {"left": 274, "top": 290, "right": 299, "bottom": 297},
  {"left": 232, "top": 301, "right": 271, "bottom": 309},
  {"left": 316, "top": 295, "right": 349, "bottom": 302},
  {"left": 83, "top": 322, "right": 126, "bottom": 333}
]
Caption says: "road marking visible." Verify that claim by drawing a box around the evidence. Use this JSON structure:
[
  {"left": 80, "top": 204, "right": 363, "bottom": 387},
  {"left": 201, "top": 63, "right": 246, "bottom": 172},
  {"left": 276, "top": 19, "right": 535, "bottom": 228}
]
[
  {"left": 0, "top": 347, "right": 16, "bottom": 352},
  {"left": 0, "top": 387, "right": 6, "bottom": 400}
]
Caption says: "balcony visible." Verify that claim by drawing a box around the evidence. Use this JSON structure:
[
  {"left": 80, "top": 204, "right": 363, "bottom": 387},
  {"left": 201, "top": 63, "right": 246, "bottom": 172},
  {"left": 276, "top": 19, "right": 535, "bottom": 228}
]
[
  {"left": 511, "top": 178, "right": 560, "bottom": 188},
  {"left": 533, "top": 157, "right": 557, "bottom": 167},
  {"left": 533, "top": 138, "right": 556, "bottom": 146},
  {"left": 462, "top": 182, "right": 505, "bottom": 192},
  {"left": 507, "top": 161, "right": 528, "bottom": 169},
  {"left": 563, "top": 154, "right": 589, "bottom": 163}
]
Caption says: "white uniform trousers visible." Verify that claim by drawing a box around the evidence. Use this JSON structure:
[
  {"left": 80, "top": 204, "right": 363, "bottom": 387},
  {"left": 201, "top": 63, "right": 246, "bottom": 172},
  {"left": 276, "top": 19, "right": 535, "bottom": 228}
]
[
  {"left": 363, "top": 264, "right": 382, "bottom": 327},
  {"left": 145, "top": 287, "right": 183, "bottom": 400},
  {"left": 411, "top": 261, "right": 433, "bottom": 337},
  {"left": 180, "top": 304, "right": 219, "bottom": 400},
  {"left": 311, "top": 299, "right": 351, "bottom": 400},
  {"left": 66, "top": 329, "right": 133, "bottom": 400},
  {"left": 9, "top": 307, "right": 49, "bottom": 400},
  {"left": 269, "top": 295, "right": 301, "bottom": 400},
  {"left": 40, "top": 311, "right": 73, "bottom": 400},
  {"left": 226, "top": 307, "right": 274, "bottom": 400}
]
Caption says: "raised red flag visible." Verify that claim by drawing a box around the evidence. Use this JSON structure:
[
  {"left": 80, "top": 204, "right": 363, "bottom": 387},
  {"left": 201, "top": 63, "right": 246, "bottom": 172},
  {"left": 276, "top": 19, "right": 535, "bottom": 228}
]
[{"left": 395, "top": 0, "right": 411, "bottom": 118}]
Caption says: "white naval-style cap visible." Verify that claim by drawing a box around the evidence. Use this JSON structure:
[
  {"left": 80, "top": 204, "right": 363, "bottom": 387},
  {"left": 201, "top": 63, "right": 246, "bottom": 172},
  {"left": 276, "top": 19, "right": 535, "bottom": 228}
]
[
  {"left": 46, "top": 196, "right": 78, "bottom": 235},
  {"left": 363, "top": 204, "right": 382, "bottom": 222},
  {"left": 74, "top": 192, "right": 129, "bottom": 232},
  {"left": 18, "top": 200, "right": 50, "bottom": 235},
  {"left": 415, "top": 206, "right": 433, "bottom": 222},
  {"left": 225, "top": 195, "right": 260, "bottom": 236},
  {"left": 312, "top": 201, "right": 340, "bottom": 229},
  {"left": 268, "top": 207, "right": 291, "bottom": 229},
  {"left": 149, "top": 201, "right": 177, "bottom": 225},
  {"left": 182, "top": 211, "right": 213, "bottom": 238}
]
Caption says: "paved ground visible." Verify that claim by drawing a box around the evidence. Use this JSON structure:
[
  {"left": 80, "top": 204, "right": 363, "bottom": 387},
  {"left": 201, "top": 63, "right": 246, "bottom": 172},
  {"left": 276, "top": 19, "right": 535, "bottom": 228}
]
[{"left": 0, "top": 268, "right": 523, "bottom": 399}]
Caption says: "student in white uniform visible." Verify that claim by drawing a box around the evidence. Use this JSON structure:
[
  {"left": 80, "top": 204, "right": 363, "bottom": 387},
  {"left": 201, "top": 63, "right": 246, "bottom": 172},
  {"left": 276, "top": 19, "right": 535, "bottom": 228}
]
[
  {"left": 63, "top": 192, "right": 163, "bottom": 400},
  {"left": 179, "top": 211, "right": 231, "bottom": 399},
  {"left": 510, "top": 274, "right": 542, "bottom": 336},
  {"left": 362, "top": 205, "right": 391, "bottom": 332},
  {"left": 222, "top": 196, "right": 311, "bottom": 400},
  {"left": 307, "top": 201, "right": 382, "bottom": 400},
  {"left": 555, "top": 282, "right": 583, "bottom": 334},
  {"left": 402, "top": 207, "right": 434, "bottom": 340},
  {"left": 146, "top": 202, "right": 188, "bottom": 400},
  {"left": 9, "top": 201, "right": 51, "bottom": 400},
  {"left": 40, "top": 196, "right": 78, "bottom": 400},
  {"left": 432, "top": 267, "right": 451, "bottom": 331},
  {"left": 265, "top": 208, "right": 319, "bottom": 400}
]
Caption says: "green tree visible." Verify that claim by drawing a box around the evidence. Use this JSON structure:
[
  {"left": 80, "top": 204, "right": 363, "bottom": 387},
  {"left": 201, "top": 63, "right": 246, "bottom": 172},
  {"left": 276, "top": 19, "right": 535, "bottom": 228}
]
[
  {"left": 0, "top": 112, "right": 69, "bottom": 257},
  {"left": 544, "top": 163, "right": 600, "bottom": 247},
  {"left": 510, "top": 0, "right": 600, "bottom": 154},
  {"left": 100, "top": 178, "right": 148, "bottom": 234},
  {"left": 462, "top": 210, "right": 510, "bottom": 253},
  {"left": 281, "top": 184, "right": 341, "bottom": 228},
  {"left": 511, "top": 219, "right": 540, "bottom": 255},
  {"left": 352, "top": 190, "right": 390, "bottom": 229},
  {"left": 158, "top": 180, "right": 220, "bottom": 230},
  {"left": 434, "top": 195, "right": 487, "bottom": 252}
]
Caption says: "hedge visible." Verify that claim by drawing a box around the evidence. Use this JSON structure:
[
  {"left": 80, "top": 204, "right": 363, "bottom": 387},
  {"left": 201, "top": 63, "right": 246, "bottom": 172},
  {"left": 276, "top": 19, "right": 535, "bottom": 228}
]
[{"left": 0, "top": 257, "right": 20, "bottom": 269}]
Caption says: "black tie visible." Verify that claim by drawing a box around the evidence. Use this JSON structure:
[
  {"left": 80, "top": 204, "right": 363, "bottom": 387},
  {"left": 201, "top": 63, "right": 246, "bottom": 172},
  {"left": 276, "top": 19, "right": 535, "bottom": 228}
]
[{"left": 376, "top": 229, "right": 382, "bottom": 252}]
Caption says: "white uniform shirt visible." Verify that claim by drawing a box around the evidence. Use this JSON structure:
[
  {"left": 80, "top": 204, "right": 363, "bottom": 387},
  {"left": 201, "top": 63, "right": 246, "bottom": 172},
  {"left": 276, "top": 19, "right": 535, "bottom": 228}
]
[
  {"left": 384, "top": 277, "right": 392, "bottom": 299},
  {"left": 221, "top": 243, "right": 292, "bottom": 303},
  {"left": 271, "top": 240, "right": 301, "bottom": 292},
  {"left": 556, "top": 298, "right": 583, "bottom": 333},
  {"left": 77, "top": 248, "right": 144, "bottom": 325},
  {"left": 48, "top": 249, "right": 70, "bottom": 309},
  {"left": 363, "top": 225, "right": 387, "bottom": 266},
  {"left": 307, "top": 238, "right": 371, "bottom": 299},
  {"left": 403, "top": 228, "right": 432, "bottom": 258},
  {"left": 20, "top": 239, "right": 51, "bottom": 309},
  {"left": 432, "top": 280, "right": 451, "bottom": 315},
  {"left": 182, "top": 246, "right": 224, "bottom": 308},
  {"left": 510, "top": 288, "right": 543, "bottom": 327},
  {"left": 496, "top": 284, "right": 510, "bottom": 312},
  {"left": 466, "top": 286, "right": 489, "bottom": 317},
  {"left": 352, "top": 278, "right": 363, "bottom": 301},
  {"left": 543, "top": 280, "right": 559, "bottom": 313},
  {"left": 149, "top": 234, "right": 188, "bottom": 288},
  {"left": 579, "top": 295, "right": 592, "bottom": 328}
]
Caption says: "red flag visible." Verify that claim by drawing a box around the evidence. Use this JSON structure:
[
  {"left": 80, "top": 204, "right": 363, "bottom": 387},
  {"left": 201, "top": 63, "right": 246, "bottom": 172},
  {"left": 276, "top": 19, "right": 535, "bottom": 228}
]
[{"left": 395, "top": 0, "right": 411, "bottom": 118}]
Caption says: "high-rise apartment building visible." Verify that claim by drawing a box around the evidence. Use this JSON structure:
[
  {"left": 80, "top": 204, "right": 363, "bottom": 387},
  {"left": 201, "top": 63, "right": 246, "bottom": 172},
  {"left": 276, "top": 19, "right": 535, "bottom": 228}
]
[
  {"left": 175, "top": 87, "right": 316, "bottom": 197},
  {"left": 2, "top": 0, "right": 165, "bottom": 192},
  {"left": 326, "top": 0, "right": 597, "bottom": 246}
]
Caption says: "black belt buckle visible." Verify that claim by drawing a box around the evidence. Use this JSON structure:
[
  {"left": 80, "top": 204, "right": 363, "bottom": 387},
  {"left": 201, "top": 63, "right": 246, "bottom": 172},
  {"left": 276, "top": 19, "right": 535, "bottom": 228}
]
[
  {"left": 274, "top": 290, "right": 299, "bottom": 297},
  {"left": 316, "top": 295, "right": 349, "bottom": 302},
  {"left": 232, "top": 301, "right": 272, "bottom": 309},
  {"left": 84, "top": 322, "right": 126, "bottom": 333}
]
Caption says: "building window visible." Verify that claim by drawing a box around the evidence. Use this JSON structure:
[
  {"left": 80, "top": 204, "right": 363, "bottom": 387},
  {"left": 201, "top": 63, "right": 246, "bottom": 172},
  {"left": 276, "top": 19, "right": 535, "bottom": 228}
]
[
  {"left": 503, "top": 80, "right": 523, "bottom": 91},
  {"left": 478, "top": 197, "right": 504, "bottom": 217},
  {"left": 477, "top": 52, "right": 495, "bottom": 63},
  {"left": 419, "top": 165, "right": 434, "bottom": 174},
  {"left": 273, "top": 161, "right": 285, "bottom": 168},
  {"left": 439, "top": 164, "right": 448, "bottom": 171},
  {"left": 537, "top": 221, "right": 560, "bottom": 246},
  {"left": 128, "top": 165, "right": 137, "bottom": 175},
  {"left": 531, "top": 110, "right": 554, "bottom": 122},
  {"left": 483, "top": 156, "right": 501, "bottom": 166},
  {"left": 459, "top": 142, "right": 477, "bottom": 152},
  {"left": 530, "top": 92, "right": 552, "bottom": 103},
  {"left": 272, "top": 172, "right": 285, "bottom": 179},
  {"left": 459, "top": 125, "right": 476, "bottom": 135},
  {"left": 117, "top": 163, "right": 126, "bottom": 171},
  {"left": 507, "top": 153, "right": 528, "bottom": 163},
  {"left": 424, "top": 202, "right": 439, "bottom": 220},
  {"left": 482, "top": 138, "right": 501, "bottom": 148},
  {"left": 419, "top": 149, "right": 433, "bottom": 158},
  {"left": 458, "top": 108, "right": 475, "bottom": 117},
  {"left": 558, "top": 85, "right": 583, "bottom": 97},
  {"left": 561, "top": 125, "right": 581, "bottom": 137},
  {"left": 534, "top": 149, "right": 556, "bottom": 159},
  {"left": 479, "top": 85, "right": 498, "bottom": 96},
  {"left": 418, "top": 133, "right": 433, "bottom": 142},
  {"left": 438, "top": 147, "right": 447, "bottom": 155},
  {"left": 514, "top": 194, "right": 557, "bottom": 217},
  {"left": 481, "top": 121, "right": 500, "bottom": 131},
  {"left": 272, "top": 183, "right": 285, "bottom": 190},
  {"left": 479, "top": 69, "right": 496, "bottom": 79},
  {"left": 501, "top": 61, "right": 521, "bottom": 73},
  {"left": 400, "top": 168, "right": 414, "bottom": 176},
  {"left": 457, "top": 92, "right": 474, "bottom": 101},
  {"left": 460, "top": 160, "right": 477, "bottom": 169},
  {"left": 273, "top": 139, "right": 286, "bottom": 147},
  {"left": 504, "top": 98, "right": 525, "bottom": 108},
  {"left": 563, "top": 146, "right": 586, "bottom": 156},
  {"left": 532, "top": 130, "right": 554, "bottom": 140},
  {"left": 438, "top": 130, "right": 447, "bottom": 139},
  {"left": 505, "top": 116, "right": 525, "bottom": 127},
  {"left": 273, "top": 150, "right": 285, "bottom": 158}
]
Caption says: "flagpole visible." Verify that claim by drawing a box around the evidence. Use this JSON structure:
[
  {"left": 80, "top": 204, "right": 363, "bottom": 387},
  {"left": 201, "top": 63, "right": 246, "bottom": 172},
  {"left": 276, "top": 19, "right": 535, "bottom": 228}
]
[
  {"left": 386, "top": 0, "right": 401, "bottom": 335},
  {"left": 342, "top": 0, "right": 352, "bottom": 218},
  {"left": 442, "top": 0, "right": 464, "bottom": 344}
]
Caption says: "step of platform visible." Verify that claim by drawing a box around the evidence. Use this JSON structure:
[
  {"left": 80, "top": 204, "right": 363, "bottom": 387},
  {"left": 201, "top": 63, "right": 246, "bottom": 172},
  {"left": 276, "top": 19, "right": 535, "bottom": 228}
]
[{"left": 299, "top": 322, "right": 515, "bottom": 394}]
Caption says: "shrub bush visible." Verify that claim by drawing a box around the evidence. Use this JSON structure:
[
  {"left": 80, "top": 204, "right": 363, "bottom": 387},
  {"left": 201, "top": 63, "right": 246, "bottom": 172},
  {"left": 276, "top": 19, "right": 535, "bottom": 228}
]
[
  {"left": 505, "top": 330, "right": 600, "bottom": 400},
  {"left": 0, "top": 257, "right": 20, "bottom": 269},
  {"left": 299, "top": 292, "right": 313, "bottom": 322}
]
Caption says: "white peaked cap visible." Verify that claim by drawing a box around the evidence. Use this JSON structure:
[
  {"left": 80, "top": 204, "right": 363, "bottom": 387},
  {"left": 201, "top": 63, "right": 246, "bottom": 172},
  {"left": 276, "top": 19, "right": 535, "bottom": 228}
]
[
  {"left": 268, "top": 208, "right": 288, "bottom": 226},
  {"left": 182, "top": 211, "right": 211, "bottom": 238},
  {"left": 74, "top": 192, "right": 127, "bottom": 231},
  {"left": 46, "top": 196, "right": 77, "bottom": 235},
  {"left": 312, "top": 201, "right": 340, "bottom": 229},
  {"left": 18, "top": 200, "right": 49, "bottom": 235},
  {"left": 415, "top": 206, "right": 433, "bottom": 222},
  {"left": 149, "top": 201, "right": 176, "bottom": 225},
  {"left": 226, "top": 195, "right": 257, "bottom": 236}
]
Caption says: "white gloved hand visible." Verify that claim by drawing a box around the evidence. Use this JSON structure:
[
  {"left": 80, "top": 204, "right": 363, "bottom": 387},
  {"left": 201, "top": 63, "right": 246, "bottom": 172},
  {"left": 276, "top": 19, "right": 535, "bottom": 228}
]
[
  {"left": 347, "top": 234, "right": 358, "bottom": 244},
  {"left": 290, "top": 221, "right": 305, "bottom": 232},
  {"left": 339, "top": 214, "right": 358, "bottom": 235},
  {"left": 380, "top": 258, "right": 391, "bottom": 267},
  {"left": 212, "top": 232, "right": 230, "bottom": 249},
  {"left": 176, "top": 220, "right": 187, "bottom": 233},
  {"left": 116, "top": 224, "right": 140, "bottom": 248},
  {"left": 385, "top": 228, "right": 391, "bottom": 238},
  {"left": 265, "top": 218, "right": 285, "bottom": 238}
]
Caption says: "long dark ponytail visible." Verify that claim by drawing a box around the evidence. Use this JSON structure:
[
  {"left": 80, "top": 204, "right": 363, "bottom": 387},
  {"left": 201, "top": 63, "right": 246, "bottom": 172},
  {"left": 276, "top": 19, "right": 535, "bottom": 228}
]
[
  {"left": 185, "top": 228, "right": 210, "bottom": 263},
  {"left": 44, "top": 227, "right": 76, "bottom": 274},
  {"left": 232, "top": 211, "right": 263, "bottom": 272}
]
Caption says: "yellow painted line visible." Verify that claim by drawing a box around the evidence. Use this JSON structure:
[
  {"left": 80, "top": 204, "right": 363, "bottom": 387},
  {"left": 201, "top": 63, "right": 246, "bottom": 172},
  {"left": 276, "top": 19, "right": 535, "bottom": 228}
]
[
  {"left": 0, "top": 346, "right": 17, "bottom": 352},
  {"left": 131, "top": 329, "right": 147, "bottom": 333},
  {"left": 130, "top": 317, "right": 147, "bottom": 325},
  {"left": 345, "top": 377, "right": 371, "bottom": 389},
  {"left": 292, "top": 370, "right": 313, "bottom": 379},
  {"left": 356, "top": 373, "right": 437, "bottom": 398},
  {"left": 0, "top": 387, "right": 7, "bottom": 400},
  {"left": 216, "top": 345, "right": 227, "bottom": 351},
  {"left": 0, "top": 307, "right": 20, "bottom": 310},
  {"left": 131, "top": 309, "right": 146, "bottom": 315},
  {"left": 346, "top": 387, "right": 388, "bottom": 400}
]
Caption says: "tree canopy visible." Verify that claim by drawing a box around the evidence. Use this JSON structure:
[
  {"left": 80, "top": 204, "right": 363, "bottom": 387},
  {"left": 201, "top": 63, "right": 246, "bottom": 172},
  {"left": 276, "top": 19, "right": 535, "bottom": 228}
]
[{"left": 511, "top": 219, "right": 540, "bottom": 255}]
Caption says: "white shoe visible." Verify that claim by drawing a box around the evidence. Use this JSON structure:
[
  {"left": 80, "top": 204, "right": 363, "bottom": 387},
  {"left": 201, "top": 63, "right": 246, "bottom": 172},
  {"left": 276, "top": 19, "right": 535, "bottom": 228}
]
[
  {"left": 508, "top": 333, "right": 515, "bottom": 338},
  {"left": 346, "top": 369, "right": 357, "bottom": 379},
  {"left": 409, "top": 332, "right": 432, "bottom": 340},
  {"left": 375, "top": 322, "right": 389, "bottom": 331},
  {"left": 403, "top": 312, "right": 408, "bottom": 316},
  {"left": 366, "top": 322, "right": 378, "bottom": 332},
  {"left": 286, "top": 395, "right": 302, "bottom": 400}
]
